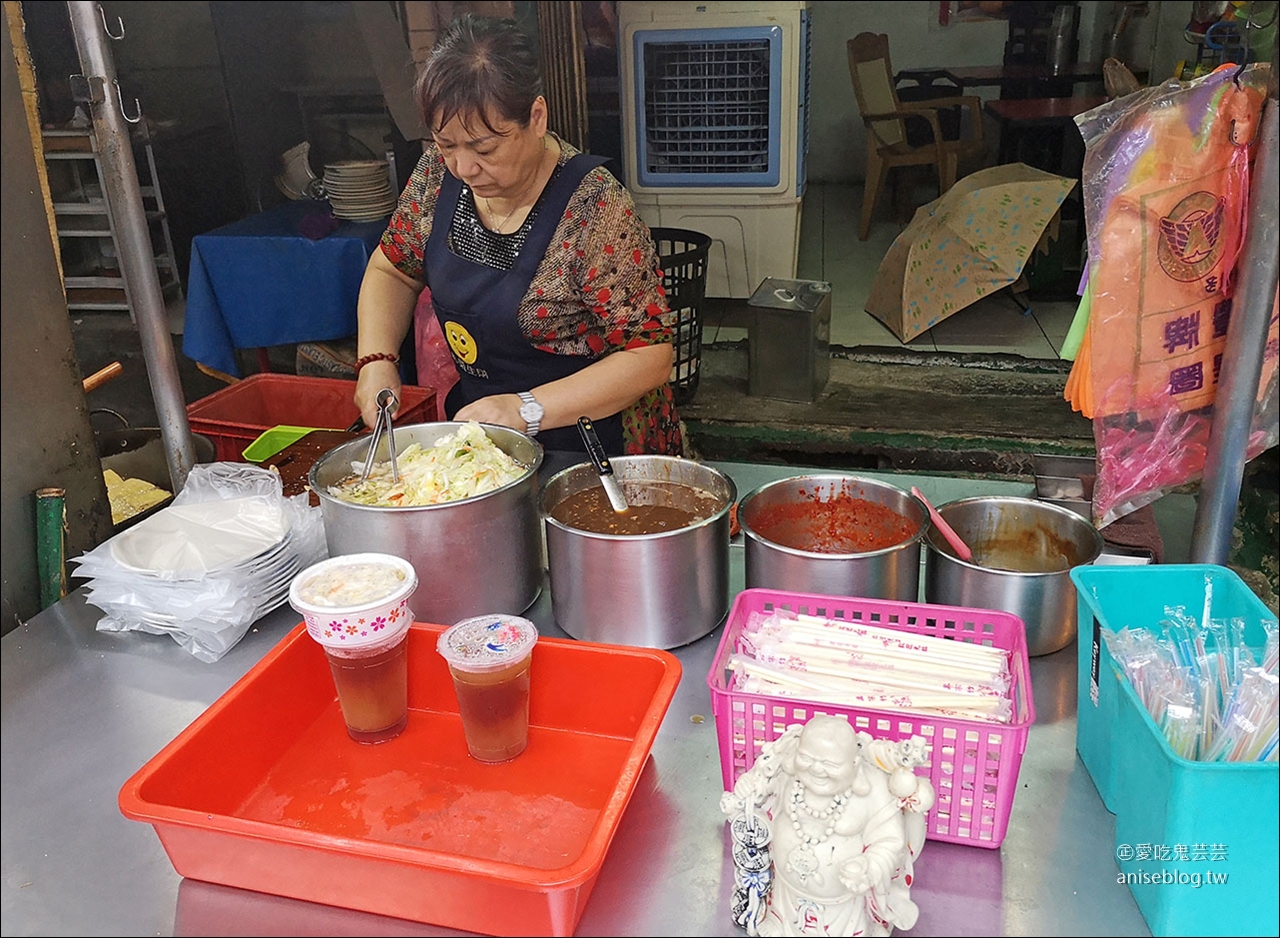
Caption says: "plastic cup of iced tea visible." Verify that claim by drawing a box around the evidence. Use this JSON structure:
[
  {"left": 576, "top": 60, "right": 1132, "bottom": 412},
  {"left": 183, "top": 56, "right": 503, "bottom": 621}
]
[
  {"left": 437, "top": 615, "right": 539, "bottom": 762},
  {"left": 289, "top": 553, "right": 417, "bottom": 744}
]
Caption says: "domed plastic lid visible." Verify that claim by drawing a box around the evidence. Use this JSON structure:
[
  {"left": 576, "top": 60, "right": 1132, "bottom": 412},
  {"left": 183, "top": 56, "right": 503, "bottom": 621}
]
[
  {"left": 289, "top": 553, "right": 417, "bottom": 650},
  {"left": 437, "top": 615, "right": 538, "bottom": 673}
]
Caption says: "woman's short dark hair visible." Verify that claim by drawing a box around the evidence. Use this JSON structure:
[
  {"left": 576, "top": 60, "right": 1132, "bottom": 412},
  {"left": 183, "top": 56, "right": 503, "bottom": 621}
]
[{"left": 416, "top": 14, "right": 544, "bottom": 135}]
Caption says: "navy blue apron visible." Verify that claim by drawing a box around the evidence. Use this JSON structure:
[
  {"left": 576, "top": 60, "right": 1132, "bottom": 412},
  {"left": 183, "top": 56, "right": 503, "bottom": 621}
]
[{"left": 425, "top": 153, "right": 623, "bottom": 455}]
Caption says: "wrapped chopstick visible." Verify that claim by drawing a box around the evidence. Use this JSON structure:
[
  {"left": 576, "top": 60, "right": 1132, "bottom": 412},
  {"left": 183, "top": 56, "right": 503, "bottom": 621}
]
[
  {"left": 731, "top": 658, "right": 1013, "bottom": 723},
  {"left": 730, "top": 609, "right": 1016, "bottom": 724},
  {"left": 744, "top": 644, "right": 1008, "bottom": 698}
]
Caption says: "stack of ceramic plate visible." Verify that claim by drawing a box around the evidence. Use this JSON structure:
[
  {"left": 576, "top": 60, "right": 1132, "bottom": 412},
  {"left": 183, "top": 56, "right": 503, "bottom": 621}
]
[{"left": 323, "top": 159, "right": 397, "bottom": 221}]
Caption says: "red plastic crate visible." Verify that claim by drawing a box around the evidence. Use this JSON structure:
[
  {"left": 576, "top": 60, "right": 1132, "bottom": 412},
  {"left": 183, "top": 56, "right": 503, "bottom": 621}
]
[
  {"left": 186, "top": 374, "right": 436, "bottom": 461},
  {"left": 119, "top": 622, "right": 681, "bottom": 936},
  {"left": 706, "top": 588, "right": 1035, "bottom": 848}
]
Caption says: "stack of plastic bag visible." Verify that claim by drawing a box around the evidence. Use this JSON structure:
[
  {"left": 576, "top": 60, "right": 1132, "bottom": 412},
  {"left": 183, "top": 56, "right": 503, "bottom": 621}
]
[
  {"left": 73, "top": 463, "right": 327, "bottom": 662},
  {"left": 1064, "top": 63, "right": 1278, "bottom": 526}
]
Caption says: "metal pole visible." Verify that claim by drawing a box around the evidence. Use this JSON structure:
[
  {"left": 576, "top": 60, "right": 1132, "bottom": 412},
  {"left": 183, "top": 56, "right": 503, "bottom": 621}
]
[
  {"left": 66, "top": 1, "right": 195, "bottom": 492},
  {"left": 1189, "top": 90, "right": 1280, "bottom": 564},
  {"left": 35, "top": 487, "right": 68, "bottom": 609}
]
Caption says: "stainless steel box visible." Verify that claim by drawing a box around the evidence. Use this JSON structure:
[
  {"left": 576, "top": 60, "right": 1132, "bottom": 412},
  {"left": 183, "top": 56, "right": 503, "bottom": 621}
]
[{"left": 747, "top": 278, "right": 832, "bottom": 402}]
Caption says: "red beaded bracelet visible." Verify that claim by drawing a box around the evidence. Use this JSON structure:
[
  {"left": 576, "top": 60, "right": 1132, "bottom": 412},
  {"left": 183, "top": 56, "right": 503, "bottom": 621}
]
[{"left": 354, "top": 352, "right": 400, "bottom": 374}]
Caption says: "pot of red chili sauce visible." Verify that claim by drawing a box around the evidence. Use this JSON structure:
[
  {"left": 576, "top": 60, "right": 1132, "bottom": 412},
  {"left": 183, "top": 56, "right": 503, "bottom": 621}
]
[{"left": 737, "top": 475, "right": 928, "bottom": 601}]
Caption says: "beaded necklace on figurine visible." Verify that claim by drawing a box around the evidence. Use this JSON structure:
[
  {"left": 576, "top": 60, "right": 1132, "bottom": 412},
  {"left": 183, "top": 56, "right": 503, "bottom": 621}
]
[{"left": 784, "top": 779, "right": 855, "bottom": 883}]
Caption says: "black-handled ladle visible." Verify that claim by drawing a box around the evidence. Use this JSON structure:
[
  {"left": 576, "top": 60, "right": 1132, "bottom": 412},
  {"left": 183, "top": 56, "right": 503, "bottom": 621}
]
[{"left": 576, "top": 416, "right": 629, "bottom": 514}]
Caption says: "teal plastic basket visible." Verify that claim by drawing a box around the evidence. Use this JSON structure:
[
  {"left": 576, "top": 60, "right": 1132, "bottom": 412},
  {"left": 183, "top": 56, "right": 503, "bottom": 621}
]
[{"left": 1071, "top": 564, "right": 1278, "bottom": 937}]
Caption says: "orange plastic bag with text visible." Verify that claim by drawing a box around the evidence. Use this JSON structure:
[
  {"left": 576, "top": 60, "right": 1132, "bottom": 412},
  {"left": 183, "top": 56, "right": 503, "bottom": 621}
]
[{"left": 1067, "top": 64, "right": 1278, "bottom": 525}]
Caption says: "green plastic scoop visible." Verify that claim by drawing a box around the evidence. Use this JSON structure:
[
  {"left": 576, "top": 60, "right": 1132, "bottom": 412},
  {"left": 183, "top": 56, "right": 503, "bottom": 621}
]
[{"left": 242, "top": 426, "right": 323, "bottom": 462}]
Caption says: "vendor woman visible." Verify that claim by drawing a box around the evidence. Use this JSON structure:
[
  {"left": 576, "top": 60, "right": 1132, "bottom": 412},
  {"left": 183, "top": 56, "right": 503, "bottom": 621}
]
[{"left": 353, "top": 14, "right": 682, "bottom": 456}]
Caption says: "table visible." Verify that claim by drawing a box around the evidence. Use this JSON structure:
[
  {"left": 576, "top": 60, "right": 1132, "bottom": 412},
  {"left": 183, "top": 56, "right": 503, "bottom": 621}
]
[
  {"left": 984, "top": 95, "right": 1108, "bottom": 173},
  {"left": 899, "top": 62, "right": 1148, "bottom": 98},
  {"left": 181, "top": 200, "right": 389, "bottom": 378},
  {"left": 2, "top": 460, "right": 1175, "bottom": 937}
]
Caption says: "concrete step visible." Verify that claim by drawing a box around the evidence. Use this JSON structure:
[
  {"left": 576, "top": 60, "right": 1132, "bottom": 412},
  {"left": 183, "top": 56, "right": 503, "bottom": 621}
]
[{"left": 680, "top": 342, "right": 1093, "bottom": 475}]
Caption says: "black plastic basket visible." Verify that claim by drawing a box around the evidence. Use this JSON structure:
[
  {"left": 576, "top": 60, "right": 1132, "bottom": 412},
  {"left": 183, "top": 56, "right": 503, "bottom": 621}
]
[{"left": 651, "top": 227, "right": 711, "bottom": 406}]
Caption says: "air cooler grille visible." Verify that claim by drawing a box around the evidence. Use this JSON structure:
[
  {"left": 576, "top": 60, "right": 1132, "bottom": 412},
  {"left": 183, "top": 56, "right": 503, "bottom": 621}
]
[{"left": 641, "top": 39, "right": 772, "bottom": 175}]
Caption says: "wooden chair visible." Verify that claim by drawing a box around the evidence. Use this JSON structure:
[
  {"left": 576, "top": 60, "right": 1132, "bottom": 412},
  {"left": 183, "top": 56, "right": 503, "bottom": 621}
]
[
  {"left": 847, "top": 33, "right": 986, "bottom": 240},
  {"left": 1103, "top": 57, "right": 1143, "bottom": 99}
]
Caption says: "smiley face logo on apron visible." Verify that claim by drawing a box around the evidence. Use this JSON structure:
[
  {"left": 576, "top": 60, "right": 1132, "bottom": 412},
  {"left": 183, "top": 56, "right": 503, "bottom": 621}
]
[{"left": 444, "top": 320, "right": 478, "bottom": 365}]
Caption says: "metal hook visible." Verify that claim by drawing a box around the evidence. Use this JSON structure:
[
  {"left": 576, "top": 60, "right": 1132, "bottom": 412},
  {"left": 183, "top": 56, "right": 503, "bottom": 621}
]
[
  {"left": 1231, "top": 1, "right": 1256, "bottom": 87},
  {"left": 113, "top": 80, "right": 142, "bottom": 124},
  {"left": 97, "top": 4, "right": 124, "bottom": 40},
  {"left": 1230, "top": 118, "right": 1261, "bottom": 148}
]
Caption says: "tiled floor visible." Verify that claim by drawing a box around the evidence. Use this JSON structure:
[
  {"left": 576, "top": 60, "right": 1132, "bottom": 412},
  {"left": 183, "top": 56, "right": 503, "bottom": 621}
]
[{"left": 704, "top": 182, "right": 1081, "bottom": 361}]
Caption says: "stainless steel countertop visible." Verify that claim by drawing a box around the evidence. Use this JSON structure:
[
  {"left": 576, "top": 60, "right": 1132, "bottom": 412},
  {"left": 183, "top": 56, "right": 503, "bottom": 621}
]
[{"left": 2, "top": 462, "right": 1159, "bottom": 937}]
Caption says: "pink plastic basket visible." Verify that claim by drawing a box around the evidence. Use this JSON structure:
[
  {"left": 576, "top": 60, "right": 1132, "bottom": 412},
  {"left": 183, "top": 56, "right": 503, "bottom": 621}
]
[{"left": 706, "top": 588, "right": 1036, "bottom": 849}]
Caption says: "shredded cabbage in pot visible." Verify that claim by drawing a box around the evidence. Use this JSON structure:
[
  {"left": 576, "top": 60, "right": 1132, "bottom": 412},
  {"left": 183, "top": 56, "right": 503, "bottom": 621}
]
[{"left": 329, "top": 422, "right": 526, "bottom": 507}]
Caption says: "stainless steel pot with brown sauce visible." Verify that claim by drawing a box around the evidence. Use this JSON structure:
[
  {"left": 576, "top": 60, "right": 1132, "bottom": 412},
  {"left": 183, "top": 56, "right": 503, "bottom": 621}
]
[{"left": 540, "top": 456, "right": 736, "bottom": 648}]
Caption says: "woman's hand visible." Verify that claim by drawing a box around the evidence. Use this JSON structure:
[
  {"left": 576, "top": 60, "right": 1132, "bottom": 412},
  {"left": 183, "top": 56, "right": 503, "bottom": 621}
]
[
  {"left": 352, "top": 250, "right": 424, "bottom": 427},
  {"left": 453, "top": 393, "right": 523, "bottom": 429},
  {"left": 450, "top": 341, "right": 670, "bottom": 434},
  {"left": 354, "top": 359, "right": 403, "bottom": 429}
]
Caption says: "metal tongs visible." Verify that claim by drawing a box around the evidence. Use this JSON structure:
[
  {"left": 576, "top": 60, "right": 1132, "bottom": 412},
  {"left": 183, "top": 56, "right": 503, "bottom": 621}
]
[{"left": 359, "top": 388, "right": 400, "bottom": 483}]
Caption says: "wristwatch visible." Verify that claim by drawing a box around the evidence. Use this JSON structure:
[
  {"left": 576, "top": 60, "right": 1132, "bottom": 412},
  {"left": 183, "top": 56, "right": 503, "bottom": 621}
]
[{"left": 517, "top": 391, "right": 544, "bottom": 436}]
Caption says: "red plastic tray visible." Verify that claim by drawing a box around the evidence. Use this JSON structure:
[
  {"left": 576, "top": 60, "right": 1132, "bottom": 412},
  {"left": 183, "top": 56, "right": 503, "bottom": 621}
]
[
  {"left": 119, "top": 622, "right": 681, "bottom": 936},
  {"left": 186, "top": 374, "right": 436, "bottom": 462}
]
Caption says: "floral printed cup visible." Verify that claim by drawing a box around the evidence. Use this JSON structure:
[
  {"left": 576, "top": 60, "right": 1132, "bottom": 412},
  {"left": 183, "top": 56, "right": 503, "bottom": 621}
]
[{"left": 289, "top": 553, "right": 417, "bottom": 743}]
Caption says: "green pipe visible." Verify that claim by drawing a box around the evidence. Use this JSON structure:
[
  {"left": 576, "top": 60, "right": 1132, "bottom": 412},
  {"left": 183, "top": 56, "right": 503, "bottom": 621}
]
[{"left": 36, "top": 487, "right": 67, "bottom": 610}]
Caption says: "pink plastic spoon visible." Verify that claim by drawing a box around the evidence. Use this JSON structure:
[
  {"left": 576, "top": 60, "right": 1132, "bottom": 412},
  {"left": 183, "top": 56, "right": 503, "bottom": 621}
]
[{"left": 911, "top": 486, "right": 974, "bottom": 562}]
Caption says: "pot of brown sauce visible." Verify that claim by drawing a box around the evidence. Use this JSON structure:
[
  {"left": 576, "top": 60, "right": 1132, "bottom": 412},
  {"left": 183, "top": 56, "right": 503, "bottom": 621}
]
[{"left": 540, "top": 456, "right": 736, "bottom": 648}]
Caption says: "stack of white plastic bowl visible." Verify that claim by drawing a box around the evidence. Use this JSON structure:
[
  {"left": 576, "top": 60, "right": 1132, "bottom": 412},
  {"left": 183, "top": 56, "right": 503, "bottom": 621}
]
[{"left": 77, "top": 495, "right": 310, "bottom": 661}]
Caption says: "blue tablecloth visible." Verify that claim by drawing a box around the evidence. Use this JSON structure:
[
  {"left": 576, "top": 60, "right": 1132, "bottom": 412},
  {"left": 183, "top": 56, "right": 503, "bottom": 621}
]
[{"left": 182, "top": 200, "right": 389, "bottom": 377}]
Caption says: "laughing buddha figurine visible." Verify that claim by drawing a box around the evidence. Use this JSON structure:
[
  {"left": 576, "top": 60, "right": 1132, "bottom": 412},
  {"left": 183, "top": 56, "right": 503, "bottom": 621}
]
[{"left": 720, "top": 715, "right": 935, "bottom": 937}]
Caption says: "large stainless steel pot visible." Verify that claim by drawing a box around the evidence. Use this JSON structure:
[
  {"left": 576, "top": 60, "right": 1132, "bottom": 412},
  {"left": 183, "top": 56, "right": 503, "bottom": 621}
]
[
  {"left": 738, "top": 475, "right": 927, "bottom": 601},
  {"left": 310, "top": 423, "right": 544, "bottom": 624},
  {"left": 923, "top": 496, "right": 1103, "bottom": 656},
  {"left": 541, "top": 456, "right": 735, "bottom": 648}
]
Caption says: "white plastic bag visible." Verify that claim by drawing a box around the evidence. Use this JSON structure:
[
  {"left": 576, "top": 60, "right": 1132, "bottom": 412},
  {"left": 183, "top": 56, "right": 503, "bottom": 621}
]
[{"left": 73, "top": 463, "right": 327, "bottom": 662}]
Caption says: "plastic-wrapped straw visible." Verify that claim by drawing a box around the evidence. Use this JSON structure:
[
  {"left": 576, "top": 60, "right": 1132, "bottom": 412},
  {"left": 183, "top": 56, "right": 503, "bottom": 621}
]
[
  {"left": 1201, "top": 667, "right": 1280, "bottom": 763},
  {"left": 1227, "top": 617, "right": 1257, "bottom": 686},
  {"left": 1195, "top": 672, "right": 1216, "bottom": 758},
  {"left": 1104, "top": 628, "right": 1165, "bottom": 711},
  {"left": 1261, "top": 618, "right": 1278, "bottom": 674},
  {"left": 1203, "top": 619, "right": 1231, "bottom": 713},
  {"left": 1106, "top": 619, "right": 1279, "bottom": 762},
  {"left": 1158, "top": 687, "right": 1202, "bottom": 760}
]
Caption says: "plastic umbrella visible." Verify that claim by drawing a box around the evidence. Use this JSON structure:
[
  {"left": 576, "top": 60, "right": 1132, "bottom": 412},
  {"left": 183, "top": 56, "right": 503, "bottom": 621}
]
[{"left": 865, "top": 163, "right": 1078, "bottom": 342}]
